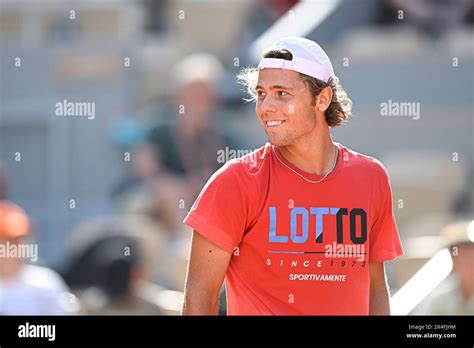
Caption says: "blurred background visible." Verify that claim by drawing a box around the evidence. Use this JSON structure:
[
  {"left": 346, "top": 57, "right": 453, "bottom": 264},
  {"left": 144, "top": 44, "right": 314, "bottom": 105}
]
[{"left": 0, "top": 0, "right": 473, "bottom": 315}]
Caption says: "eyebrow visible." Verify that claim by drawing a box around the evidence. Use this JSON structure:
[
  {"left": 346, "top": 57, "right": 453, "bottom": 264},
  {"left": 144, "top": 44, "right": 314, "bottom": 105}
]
[{"left": 255, "top": 85, "right": 294, "bottom": 90}]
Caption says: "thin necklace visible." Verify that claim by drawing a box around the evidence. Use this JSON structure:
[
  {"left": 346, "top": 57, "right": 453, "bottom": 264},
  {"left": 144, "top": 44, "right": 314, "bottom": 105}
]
[{"left": 272, "top": 144, "right": 338, "bottom": 184}]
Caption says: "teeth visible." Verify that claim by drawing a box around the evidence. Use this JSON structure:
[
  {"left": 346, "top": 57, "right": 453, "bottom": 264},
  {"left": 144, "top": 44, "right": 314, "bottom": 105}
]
[{"left": 266, "top": 120, "right": 284, "bottom": 127}]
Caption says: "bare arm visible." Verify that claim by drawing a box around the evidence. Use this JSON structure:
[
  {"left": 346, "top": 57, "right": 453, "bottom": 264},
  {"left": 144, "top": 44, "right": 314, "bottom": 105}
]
[
  {"left": 182, "top": 231, "right": 232, "bottom": 315},
  {"left": 369, "top": 262, "right": 391, "bottom": 315}
]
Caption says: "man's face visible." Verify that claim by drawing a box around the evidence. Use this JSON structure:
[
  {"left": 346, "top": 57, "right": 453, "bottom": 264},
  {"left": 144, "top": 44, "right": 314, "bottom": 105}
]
[
  {"left": 176, "top": 80, "right": 216, "bottom": 130},
  {"left": 255, "top": 68, "right": 317, "bottom": 147}
]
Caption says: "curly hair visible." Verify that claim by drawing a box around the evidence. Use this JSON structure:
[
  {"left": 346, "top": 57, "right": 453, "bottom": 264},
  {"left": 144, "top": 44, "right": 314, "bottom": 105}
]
[{"left": 236, "top": 49, "right": 352, "bottom": 127}]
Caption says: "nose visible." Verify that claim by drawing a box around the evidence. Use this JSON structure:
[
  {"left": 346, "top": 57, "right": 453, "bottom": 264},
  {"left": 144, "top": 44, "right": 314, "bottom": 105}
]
[{"left": 257, "top": 95, "right": 278, "bottom": 117}]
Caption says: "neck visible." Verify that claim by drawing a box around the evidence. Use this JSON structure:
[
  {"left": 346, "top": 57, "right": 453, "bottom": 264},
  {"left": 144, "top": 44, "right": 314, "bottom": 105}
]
[
  {"left": 0, "top": 261, "right": 22, "bottom": 280},
  {"left": 277, "top": 128, "right": 336, "bottom": 175}
]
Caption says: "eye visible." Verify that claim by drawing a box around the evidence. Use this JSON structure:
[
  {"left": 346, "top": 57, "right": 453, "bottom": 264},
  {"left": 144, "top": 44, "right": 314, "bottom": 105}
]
[
  {"left": 256, "top": 90, "right": 266, "bottom": 98},
  {"left": 277, "top": 90, "right": 289, "bottom": 97}
]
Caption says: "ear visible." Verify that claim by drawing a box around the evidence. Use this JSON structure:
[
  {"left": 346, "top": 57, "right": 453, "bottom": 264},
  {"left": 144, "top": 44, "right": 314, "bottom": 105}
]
[{"left": 316, "top": 86, "right": 333, "bottom": 112}]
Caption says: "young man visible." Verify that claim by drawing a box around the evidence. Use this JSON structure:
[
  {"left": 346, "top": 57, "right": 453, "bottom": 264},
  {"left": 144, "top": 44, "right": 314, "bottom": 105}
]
[{"left": 182, "top": 37, "right": 403, "bottom": 315}]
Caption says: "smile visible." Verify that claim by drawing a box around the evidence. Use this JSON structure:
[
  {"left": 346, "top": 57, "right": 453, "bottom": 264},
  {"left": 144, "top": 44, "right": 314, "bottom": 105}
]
[{"left": 266, "top": 120, "right": 286, "bottom": 127}]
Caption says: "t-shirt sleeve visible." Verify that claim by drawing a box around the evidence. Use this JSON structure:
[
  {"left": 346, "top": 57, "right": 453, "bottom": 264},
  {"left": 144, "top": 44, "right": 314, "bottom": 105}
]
[
  {"left": 369, "top": 166, "right": 404, "bottom": 263},
  {"left": 183, "top": 161, "right": 250, "bottom": 254}
]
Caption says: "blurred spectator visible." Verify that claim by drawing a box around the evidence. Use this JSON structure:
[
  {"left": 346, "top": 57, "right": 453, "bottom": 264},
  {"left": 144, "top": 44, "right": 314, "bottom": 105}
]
[
  {"left": 422, "top": 220, "right": 474, "bottom": 314},
  {"left": 388, "top": 0, "right": 473, "bottom": 40},
  {"left": 146, "top": 52, "right": 239, "bottom": 202},
  {"left": 63, "top": 214, "right": 188, "bottom": 312},
  {"left": 64, "top": 233, "right": 163, "bottom": 315},
  {"left": 0, "top": 200, "right": 74, "bottom": 314},
  {"left": 111, "top": 53, "right": 240, "bottom": 262}
]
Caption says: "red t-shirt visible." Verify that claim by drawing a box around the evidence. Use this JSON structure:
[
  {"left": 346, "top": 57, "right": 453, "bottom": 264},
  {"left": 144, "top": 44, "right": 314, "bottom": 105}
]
[{"left": 183, "top": 142, "right": 403, "bottom": 315}]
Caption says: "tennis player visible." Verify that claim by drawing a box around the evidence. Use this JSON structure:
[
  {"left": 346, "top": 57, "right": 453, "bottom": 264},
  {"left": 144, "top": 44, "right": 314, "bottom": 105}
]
[{"left": 182, "top": 37, "right": 403, "bottom": 315}]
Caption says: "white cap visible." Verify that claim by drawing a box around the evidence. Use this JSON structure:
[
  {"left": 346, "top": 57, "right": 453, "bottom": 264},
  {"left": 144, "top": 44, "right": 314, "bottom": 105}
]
[{"left": 258, "top": 37, "right": 335, "bottom": 83}]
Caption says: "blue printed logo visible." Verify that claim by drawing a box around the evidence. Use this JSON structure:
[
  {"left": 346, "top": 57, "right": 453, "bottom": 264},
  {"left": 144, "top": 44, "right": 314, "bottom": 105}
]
[{"left": 268, "top": 206, "right": 367, "bottom": 245}]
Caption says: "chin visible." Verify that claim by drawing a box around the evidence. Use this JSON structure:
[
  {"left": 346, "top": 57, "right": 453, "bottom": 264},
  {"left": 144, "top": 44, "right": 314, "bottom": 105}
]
[{"left": 266, "top": 135, "right": 292, "bottom": 147}]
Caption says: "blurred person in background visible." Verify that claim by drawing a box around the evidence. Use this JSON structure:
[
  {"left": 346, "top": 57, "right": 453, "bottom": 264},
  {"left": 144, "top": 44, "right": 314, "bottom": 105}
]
[
  {"left": 422, "top": 220, "right": 474, "bottom": 315},
  {"left": 110, "top": 53, "right": 240, "bottom": 282},
  {"left": 0, "top": 200, "right": 74, "bottom": 314},
  {"left": 64, "top": 233, "right": 164, "bottom": 315},
  {"left": 146, "top": 52, "right": 240, "bottom": 204},
  {"left": 63, "top": 215, "right": 186, "bottom": 313}
]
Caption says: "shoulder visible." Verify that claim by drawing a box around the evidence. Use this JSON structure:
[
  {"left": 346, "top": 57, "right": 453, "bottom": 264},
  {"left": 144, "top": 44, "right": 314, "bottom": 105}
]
[
  {"left": 22, "top": 264, "right": 69, "bottom": 293},
  {"left": 214, "top": 143, "right": 271, "bottom": 179},
  {"left": 340, "top": 144, "right": 389, "bottom": 181},
  {"left": 199, "top": 144, "right": 271, "bottom": 198}
]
